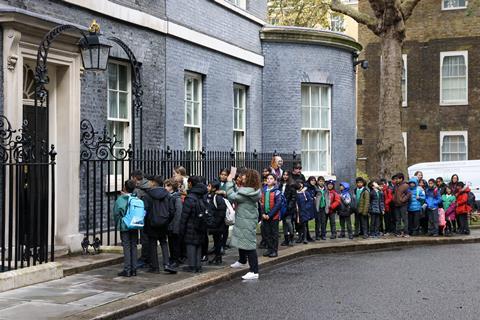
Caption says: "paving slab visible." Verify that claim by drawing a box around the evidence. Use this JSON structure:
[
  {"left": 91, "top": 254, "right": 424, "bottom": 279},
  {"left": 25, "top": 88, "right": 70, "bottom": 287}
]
[{"left": 0, "top": 301, "right": 87, "bottom": 320}]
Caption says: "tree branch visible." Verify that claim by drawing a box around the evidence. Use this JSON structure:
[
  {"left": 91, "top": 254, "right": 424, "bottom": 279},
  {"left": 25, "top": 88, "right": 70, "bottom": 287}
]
[
  {"left": 330, "top": 0, "right": 381, "bottom": 34},
  {"left": 368, "top": 0, "right": 385, "bottom": 19},
  {"left": 400, "top": 0, "right": 423, "bottom": 20}
]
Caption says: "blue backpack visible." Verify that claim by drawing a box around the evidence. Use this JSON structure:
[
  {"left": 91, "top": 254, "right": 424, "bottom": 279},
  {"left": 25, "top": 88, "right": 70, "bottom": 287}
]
[{"left": 123, "top": 195, "right": 146, "bottom": 229}]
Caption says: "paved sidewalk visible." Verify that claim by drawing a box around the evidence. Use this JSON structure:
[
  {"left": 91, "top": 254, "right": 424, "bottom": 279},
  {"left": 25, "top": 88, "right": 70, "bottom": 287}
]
[{"left": 1, "top": 232, "right": 480, "bottom": 320}]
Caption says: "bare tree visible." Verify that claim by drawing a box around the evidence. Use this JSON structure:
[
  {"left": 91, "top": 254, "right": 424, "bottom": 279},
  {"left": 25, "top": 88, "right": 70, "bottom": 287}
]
[{"left": 331, "top": 0, "right": 422, "bottom": 178}]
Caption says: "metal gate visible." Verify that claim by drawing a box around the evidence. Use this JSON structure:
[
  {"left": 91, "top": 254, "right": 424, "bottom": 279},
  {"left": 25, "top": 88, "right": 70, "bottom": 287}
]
[{"left": 0, "top": 115, "right": 56, "bottom": 271}]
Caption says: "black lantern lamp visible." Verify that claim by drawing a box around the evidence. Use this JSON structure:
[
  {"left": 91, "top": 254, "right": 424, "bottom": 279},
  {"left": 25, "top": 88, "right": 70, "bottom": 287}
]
[{"left": 79, "top": 20, "right": 111, "bottom": 71}]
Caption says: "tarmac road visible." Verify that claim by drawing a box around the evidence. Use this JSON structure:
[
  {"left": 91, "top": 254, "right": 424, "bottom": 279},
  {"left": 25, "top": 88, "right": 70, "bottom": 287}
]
[{"left": 124, "top": 243, "right": 480, "bottom": 320}]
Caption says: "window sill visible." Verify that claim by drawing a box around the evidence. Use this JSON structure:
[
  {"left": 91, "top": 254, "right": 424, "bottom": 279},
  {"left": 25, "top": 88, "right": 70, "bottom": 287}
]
[
  {"left": 440, "top": 102, "right": 469, "bottom": 107},
  {"left": 441, "top": 7, "right": 468, "bottom": 11}
]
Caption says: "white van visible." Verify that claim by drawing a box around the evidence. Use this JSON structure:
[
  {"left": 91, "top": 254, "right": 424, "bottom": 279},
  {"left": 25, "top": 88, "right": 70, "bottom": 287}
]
[{"left": 408, "top": 160, "right": 480, "bottom": 200}]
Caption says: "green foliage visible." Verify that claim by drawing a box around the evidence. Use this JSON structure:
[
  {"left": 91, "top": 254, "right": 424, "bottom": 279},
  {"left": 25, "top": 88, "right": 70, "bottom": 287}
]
[
  {"left": 356, "top": 168, "right": 369, "bottom": 181},
  {"left": 267, "top": 0, "right": 332, "bottom": 29}
]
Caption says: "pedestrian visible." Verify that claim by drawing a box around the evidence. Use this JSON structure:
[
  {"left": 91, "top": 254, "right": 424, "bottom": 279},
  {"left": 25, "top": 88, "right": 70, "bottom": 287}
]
[
  {"left": 227, "top": 168, "right": 262, "bottom": 280},
  {"left": 353, "top": 177, "right": 370, "bottom": 238},
  {"left": 448, "top": 174, "right": 460, "bottom": 195},
  {"left": 325, "top": 180, "right": 340, "bottom": 239},
  {"left": 425, "top": 179, "right": 442, "bottom": 237},
  {"left": 130, "top": 170, "right": 151, "bottom": 269},
  {"left": 261, "top": 167, "right": 270, "bottom": 187},
  {"left": 436, "top": 177, "right": 447, "bottom": 195},
  {"left": 206, "top": 180, "right": 227, "bottom": 265},
  {"left": 259, "top": 167, "right": 271, "bottom": 249},
  {"left": 144, "top": 175, "right": 177, "bottom": 274},
  {"left": 338, "top": 182, "right": 353, "bottom": 239},
  {"left": 455, "top": 181, "right": 471, "bottom": 235},
  {"left": 305, "top": 176, "right": 317, "bottom": 199},
  {"left": 443, "top": 186, "right": 456, "bottom": 236},
  {"left": 380, "top": 178, "right": 394, "bottom": 234},
  {"left": 407, "top": 177, "right": 425, "bottom": 236},
  {"left": 368, "top": 181, "right": 385, "bottom": 238},
  {"left": 260, "top": 174, "right": 282, "bottom": 258},
  {"left": 179, "top": 176, "right": 208, "bottom": 273},
  {"left": 392, "top": 173, "right": 411, "bottom": 237},
  {"left": 165, "top": 179, "right": 184, "bottom": 268},
  {"left": 295, "top": 180, "right": 316, "bottom": 244},
  {"left": 279, "top": 171, "right": 296, "bottom": 246},
  {"left": 173, "top": 165, "right": 189, "bottom": 194},
  {"left": 113, "top": 180, "right": 138, "bottom": 277},
  {"left": 218, "top": 168, "right": 231, "bottom": 253},
  {"left": 418, "top": 178, "right": 429, "bottom": 234},
  {"left": 270, "top": 156, "right": 284, "bottom": 180},
  {"left": 315, "top": 176, "right": 328, "bottom": 240},
  {"left": 291, "top": 162, "right": 306, "bottom": 183}
]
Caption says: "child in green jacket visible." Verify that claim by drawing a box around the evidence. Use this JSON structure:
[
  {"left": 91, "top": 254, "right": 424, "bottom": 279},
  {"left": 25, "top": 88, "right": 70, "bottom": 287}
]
[{"left": 114, "top": 180, "right": 138, "bottom": 277}]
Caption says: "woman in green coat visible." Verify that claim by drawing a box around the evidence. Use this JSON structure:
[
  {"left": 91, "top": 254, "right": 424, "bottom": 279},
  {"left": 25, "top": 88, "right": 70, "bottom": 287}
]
[{"left": 226, "top": 168, "right": 262, "bottom": 280}]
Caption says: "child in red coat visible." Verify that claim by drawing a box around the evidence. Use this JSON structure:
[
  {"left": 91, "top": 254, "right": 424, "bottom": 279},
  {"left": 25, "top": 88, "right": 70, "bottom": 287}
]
[{"left": 455, "top": 182, "right": 471, "bottom": 235}]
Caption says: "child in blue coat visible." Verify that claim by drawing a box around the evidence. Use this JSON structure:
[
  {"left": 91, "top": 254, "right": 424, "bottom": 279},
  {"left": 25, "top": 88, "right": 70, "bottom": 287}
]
[
  {"left": 407, "top": 177, "right": 425, "bottom": 236},
  {"left": 295, "top": 181, "right": 316, "bottom": 244},
  {"left": 425, "top": 179, "right": 442, "bottom": 236}
]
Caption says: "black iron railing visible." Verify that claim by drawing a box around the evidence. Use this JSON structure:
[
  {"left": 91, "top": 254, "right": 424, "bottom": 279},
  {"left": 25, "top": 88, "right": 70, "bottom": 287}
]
[
  {"left": 0, "top": 116, "right": 56, "bottom": 272},
  {"left": 80, "top": 119, "right": 299, "bottom": 249}
]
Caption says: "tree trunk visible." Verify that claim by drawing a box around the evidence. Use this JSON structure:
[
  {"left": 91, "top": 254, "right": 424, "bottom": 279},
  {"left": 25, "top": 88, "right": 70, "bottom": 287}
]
[{"left": 376, "top": 28, "right": 407, "bottom": 178}]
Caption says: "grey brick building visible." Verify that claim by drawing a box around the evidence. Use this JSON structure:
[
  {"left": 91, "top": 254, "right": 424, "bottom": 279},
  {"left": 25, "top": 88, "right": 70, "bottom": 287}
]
[{"left": 0, "top": 0, "right": 360, "bottom": 253}]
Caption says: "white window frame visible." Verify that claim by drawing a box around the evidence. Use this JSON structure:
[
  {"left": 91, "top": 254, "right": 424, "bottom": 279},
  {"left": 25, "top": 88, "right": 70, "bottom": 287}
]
[
  {"left": 440, "top": 131, "right": 468, "bottom": 161},
  {"left": 184, "top": 72, "right": 203, "bottom": 151},
  {"left": 442, "top": 0, "right": 468, "bottom": 10},
  {"left": 440, "top": 51, "right": 468, "bottom": 106},
  {"left": 233, "top": 84, "right": 246, "bottom": 152},
  {"left": 106, "top": 61, "right": 132, "bottom": 192},
  {"left": 301, "top": 84, "right": 332, "bottom": 176},
  {"left": 402, "top": 132, "right": 407, "bottom": 159},
  {"left": 402, "top": 54, "right": 407, "bottom": 107},
  {"left": 227, "top": 0, "right": 246, "bottom": 9}
]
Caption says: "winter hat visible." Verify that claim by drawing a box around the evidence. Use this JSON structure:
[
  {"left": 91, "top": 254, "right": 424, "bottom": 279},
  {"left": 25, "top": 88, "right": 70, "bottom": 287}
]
[{"left": 327, "top": 180, "right": 335, "bottom": 186}]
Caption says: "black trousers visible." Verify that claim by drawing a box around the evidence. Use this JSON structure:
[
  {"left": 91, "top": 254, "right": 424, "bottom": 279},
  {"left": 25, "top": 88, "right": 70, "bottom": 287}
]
[
  {"left": 211, "top": 231, "right": 223, "bottom": 256},
  {"left": 222, "top": 226, "right": 229, "bottom": 248},
  {"left": 315, "top": 208, "right": 325, "bottom": 238},
  {"left": 168, "top": 233, "right": 181, "bottom": 264},
  {"left": 339, "top": 215, "right": 352, "bottom": 236},
  {"left": 264, "top": 219, "right": 279, "bottom": 253},
  {"left": 186, "top": 244, "right": 202, "bottom": 268},
  {"left": 458, "top": 214, "right": 470, "bottom": 234},
  {"left": 139, "top": 230, "right": 150, "bottom": 262},
  {"left": 148, "top": 232, "right": 169, "bottom": 270},
  {"left": 370, "top": 214, "right": 380, "bottom": 236},
  {"left": 238, "top": 249, "right": 258, "bottom": 273},
  {"left": 201, "top": 231, "right": 209, "bottom": 256},
  {"left": 318, "top": 207, "right": 327, "bottom": 237},
  {"left": 408, "top": 211, "right": 420, "bottom": 235},
  {"left": 354, "top": 213, "right": 366, "bottom": 235},
  {"left": 326, "top": 213, "right": 337, "bottom": 236},
  {"left": 394, "top": 205, "right": 408, "bottom": 234}
]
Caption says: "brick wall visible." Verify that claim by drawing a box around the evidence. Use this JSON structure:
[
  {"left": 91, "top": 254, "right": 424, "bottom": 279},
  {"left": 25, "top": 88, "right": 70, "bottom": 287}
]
[
  {"left": 262, "top": 41, "right": 357, "bottom": 183},
  {"left": 166, "top": 0, "right": 263, "bottom": 54},
  {"left": 165, "top": 37, "right": 263, "bottom": 152},
  {"left": 357, "top": 0, "right": 480, "bottom": 177}
]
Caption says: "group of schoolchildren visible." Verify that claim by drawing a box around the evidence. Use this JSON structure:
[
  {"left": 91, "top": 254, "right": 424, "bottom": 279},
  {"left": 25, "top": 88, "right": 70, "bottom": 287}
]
[
  {"left": 113, "top": 158, "right": 477, "bottom": 278},
  {"left": 257, "top": 161, "right": 477, "bottom": 259},
  {"left": 114, "top": 166, "right": 242, "bottom": 277}
]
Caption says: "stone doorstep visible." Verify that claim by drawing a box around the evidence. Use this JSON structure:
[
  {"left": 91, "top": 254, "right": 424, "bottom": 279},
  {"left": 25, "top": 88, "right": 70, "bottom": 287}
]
[
  {"left": 63, "top": 234, "right": 480, "bottom": 320},
  {"left": 0, "top": 262, "right": 63, "bottom": 293}
]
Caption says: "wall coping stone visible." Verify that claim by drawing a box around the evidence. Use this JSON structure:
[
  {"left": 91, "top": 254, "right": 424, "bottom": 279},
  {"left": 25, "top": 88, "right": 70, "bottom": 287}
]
[
  {"left": 261, "top": 26, "right": 363, "bottom": 52},
  {"left": 0, "top": 262, "right": 63, "bottom": 292}
]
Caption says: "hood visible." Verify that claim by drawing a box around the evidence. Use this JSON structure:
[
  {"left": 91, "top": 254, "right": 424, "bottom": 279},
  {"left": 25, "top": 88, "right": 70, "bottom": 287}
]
[
  {"left": 238, "top": 187, "right": 262, "bottom": 200},
  {"left": 264, "top": 185, "right": 279, "bottom": 193},
  {"left": 147, "top": 187, "right": 170, "bottom": 200},
  {"left": 137, "top": 178, "right": 150, "bottom": 190},
  {"left": 189, "top": 183, "right": 208, "bottom": 196},
  {"left": 408, "top": 177, "right": 418, "bottom": 188},
  {"left": 340, "top": 182, "right": 350, "bottom": 193}
]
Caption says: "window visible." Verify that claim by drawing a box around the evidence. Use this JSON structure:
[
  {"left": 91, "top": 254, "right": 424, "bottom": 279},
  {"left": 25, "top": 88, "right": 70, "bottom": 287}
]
[
  {"left": 442, "top": 0, "right": 467, "bottom": 10},
  {"left": 330, "top": 14, "right": 345, "bottom": 32},
  {"left": 184, "top": 73, "right": 202, "bottom": 151},
  {"left": 227, "top": 0, "right": 246, "bottom": 9},
  {"left": 301, "top": 84, "right": 331, "bottom": 173},
  {"left": 107, "top": 62, "right": 131, "bottom": 159},
  {"left": 233, "top": 85, "right": 246, "bottom": 152},
  {"left": 402, "top": 54, "right": 407, "bottom": 107},
  {"left": 402, "top": 132, "right": 407, "bottom": 159},
  {"left": 440, "top": 51, "right": 468, "bottom": 105},
  {"left": 440, "top": 131, "right": 467, "bottom": 161}
]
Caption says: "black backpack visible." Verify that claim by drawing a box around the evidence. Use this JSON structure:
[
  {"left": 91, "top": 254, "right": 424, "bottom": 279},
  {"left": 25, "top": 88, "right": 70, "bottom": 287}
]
[
  {"left": 191, "top": 196, "right": 208, "bottom": 232},
  {"left": 149, "top": 193, "right": 172, "bottom": 228},
  {"left": 467, "top": 192, "right": 477, "bottom": 211}
]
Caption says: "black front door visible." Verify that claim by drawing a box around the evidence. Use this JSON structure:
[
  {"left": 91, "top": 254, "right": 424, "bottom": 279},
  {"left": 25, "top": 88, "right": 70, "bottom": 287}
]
[{"left": 18, "top": 105, "right": 49, "bottom": 262}]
